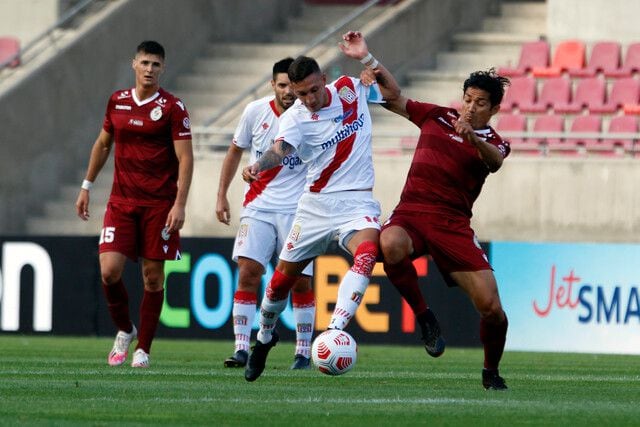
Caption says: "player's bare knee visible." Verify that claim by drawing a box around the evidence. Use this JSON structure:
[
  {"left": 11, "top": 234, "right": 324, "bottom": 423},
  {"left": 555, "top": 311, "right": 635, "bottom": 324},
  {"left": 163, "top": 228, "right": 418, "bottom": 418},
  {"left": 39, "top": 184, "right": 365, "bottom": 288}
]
[
  {"left": 100, "top": 268, "right": 121, "bottom": 285},
  {"left": 292, "top": 276, "right": 312, "bottom": 292}
]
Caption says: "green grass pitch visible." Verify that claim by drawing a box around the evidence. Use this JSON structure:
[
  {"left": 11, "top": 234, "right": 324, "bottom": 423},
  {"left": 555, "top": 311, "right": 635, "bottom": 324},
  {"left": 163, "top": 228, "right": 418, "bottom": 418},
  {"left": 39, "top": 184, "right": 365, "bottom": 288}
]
[{"left": 1, "top": 335, "right": 639, "bottom": 426}]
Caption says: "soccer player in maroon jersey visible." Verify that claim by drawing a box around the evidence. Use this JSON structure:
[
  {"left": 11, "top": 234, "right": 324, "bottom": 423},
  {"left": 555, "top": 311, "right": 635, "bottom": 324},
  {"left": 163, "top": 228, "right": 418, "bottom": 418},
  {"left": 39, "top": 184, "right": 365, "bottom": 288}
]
[
  {"left": 75, "top": 41, "right": 193, "bottom": 368},
  {"left": 343, "top": 31, "right": 510, "bottom": 390}
]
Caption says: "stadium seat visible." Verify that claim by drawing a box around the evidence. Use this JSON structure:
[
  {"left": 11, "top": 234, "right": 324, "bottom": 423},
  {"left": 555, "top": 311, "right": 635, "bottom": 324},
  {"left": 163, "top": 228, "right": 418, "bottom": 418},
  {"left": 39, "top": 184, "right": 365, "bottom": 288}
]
[
  {"left": 500, "top": 76, "right": 536, "bottom": 113},
  {"left": 529, "top": 114, "right": 564, "bottom": 148},
  {"left": 566, "top": 115, "right": 602, "bottom": 153},
  {"left": 520, "top": 76, "right": 571, "bottom": 113},
  {"left": 570, "top": 41, "right": 621, "bottom": 77},
  {"left": 555, "top": 77, "right": 606, "bottom": 114},
  {"left": 600, "top": 115, "right": 637, "bottom": 153},
  {"left": 498, "top": 40, "right": 550, "bottom": 77},
  {"left": 533, "top": 40, "right": 585, "bottom": 77},
  {"left": 590, "top": 77, "right": 640, "bottom": 114},
  {"left": 0, "top": 36, "right": 20, "bottom": 68},
  {"left": 605, "top": 42, "right": 640, "bottom": 77},
  {"left": 495, "top": 113, "right": 527, "bottom": 145}
]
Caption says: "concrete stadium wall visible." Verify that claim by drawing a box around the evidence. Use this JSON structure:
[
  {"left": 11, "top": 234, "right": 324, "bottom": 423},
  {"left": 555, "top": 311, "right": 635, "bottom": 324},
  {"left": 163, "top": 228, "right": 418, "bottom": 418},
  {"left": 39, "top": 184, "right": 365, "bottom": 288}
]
[
  {"left": 0, "top": 0, "right": 300, "bottom": 234},
  {"left": 188, "top": 154, "right": 640, "bottom": 244},
  {"left": 547, "top": 0, "right": 640, "bottom": 44}
]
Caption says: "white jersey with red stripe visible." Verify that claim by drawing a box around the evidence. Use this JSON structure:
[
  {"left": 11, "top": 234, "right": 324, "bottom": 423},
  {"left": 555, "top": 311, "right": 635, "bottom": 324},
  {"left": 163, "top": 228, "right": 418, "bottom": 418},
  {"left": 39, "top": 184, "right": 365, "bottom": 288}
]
[
  {"left": 234, "top": 96, "right": 307, "bottom": 214},
  {"left": 275, "top": 76, "right": 383, "bottom": 194}
]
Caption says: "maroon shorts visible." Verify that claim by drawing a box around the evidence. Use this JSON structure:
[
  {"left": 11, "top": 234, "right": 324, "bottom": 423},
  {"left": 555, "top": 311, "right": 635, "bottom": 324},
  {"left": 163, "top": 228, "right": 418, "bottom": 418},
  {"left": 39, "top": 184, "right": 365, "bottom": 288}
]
[
  {"left": 382, "top": 210, "right": 491, "bottom": 285},
  {"left": 99, "top": 201, "right": 181, "bottom": 261}
]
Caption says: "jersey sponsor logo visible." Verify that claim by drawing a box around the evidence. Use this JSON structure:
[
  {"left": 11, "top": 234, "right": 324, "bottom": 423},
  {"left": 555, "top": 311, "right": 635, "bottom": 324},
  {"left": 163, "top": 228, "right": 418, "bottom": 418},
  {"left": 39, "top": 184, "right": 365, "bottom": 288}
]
[
  {"left": 182, "top": 117, "right": 191, "bottom": 129},
  {"left": 117, "top": 90, "right": 131, "bottom": 99},
  {"left": 115, "top": 104, "right": 132, "bottom": 110},
  {"left": 321, "top": 112, "right": 365, "bottom": 150},
  {"left": 438, "top": 116, "right": 454, "bottom": 128},
  {"left": 176, "top": 100, "right": 185, "bottom": 111},
  {"left": 282, "top": 155, "right": 303, "bottom": 170},
  {"left": 332, "top": 109, "right": 354, "bottom": 123},
  {"left": 128, "top": 119, "right": 143, "bottom": 127},
  {"left": 338, "top": 86, "right": 357, "bottom": 104},
  {"left": 150, "top": 106, "right": 163, "bottom": 121},
  {"left": 178, "top": 131, "right": 191, "bottom": 137}
]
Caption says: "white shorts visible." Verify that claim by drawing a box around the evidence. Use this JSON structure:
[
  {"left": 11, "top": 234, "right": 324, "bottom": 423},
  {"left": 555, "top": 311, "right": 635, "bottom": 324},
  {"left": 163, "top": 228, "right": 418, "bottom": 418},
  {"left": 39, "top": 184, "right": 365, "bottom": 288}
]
[
  {"left": 232, "top": 210, "right": 313, "bottom": 276},
  {"left": 279, "top": 191, "right": 381, "bottom": 263}
]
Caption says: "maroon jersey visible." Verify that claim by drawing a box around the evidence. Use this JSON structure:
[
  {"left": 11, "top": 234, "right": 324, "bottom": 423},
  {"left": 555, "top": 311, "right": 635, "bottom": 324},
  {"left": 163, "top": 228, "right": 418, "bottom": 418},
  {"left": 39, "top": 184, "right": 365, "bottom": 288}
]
[
  {"left": 397, "top": 100, "right": 510, "bottom": 218},
  {"left": 102, "top": 88, "right": 191, "bottom": 206}
]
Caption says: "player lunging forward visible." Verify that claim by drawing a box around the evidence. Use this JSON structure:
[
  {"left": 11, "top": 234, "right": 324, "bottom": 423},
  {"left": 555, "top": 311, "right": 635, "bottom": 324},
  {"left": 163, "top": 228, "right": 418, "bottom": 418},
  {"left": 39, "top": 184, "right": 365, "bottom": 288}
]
[
  {"left": 216, "top": 58, "right": 316, "bottom": 370},
  {"left": 76, "top": 41, "right": 193, "bottom": 368},
  {"left": 242, "top": 52, "right": 385, "bottom": 381},
  {"left": 349, "top": 30, "right": 511, "bottom": 390}
]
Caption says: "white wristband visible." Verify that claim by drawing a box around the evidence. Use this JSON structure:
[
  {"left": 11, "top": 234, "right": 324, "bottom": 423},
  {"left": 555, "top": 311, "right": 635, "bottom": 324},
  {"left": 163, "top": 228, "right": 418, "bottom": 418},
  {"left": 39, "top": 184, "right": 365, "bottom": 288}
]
[
  {"left": 359, "top": 52, "right": 373, "bottom": 65},
  {"left": 81, "top": 179, "right": 93, "bottom": 191},
  {"left": 368, "top": 58, "right": 379, "bottom": 69}
]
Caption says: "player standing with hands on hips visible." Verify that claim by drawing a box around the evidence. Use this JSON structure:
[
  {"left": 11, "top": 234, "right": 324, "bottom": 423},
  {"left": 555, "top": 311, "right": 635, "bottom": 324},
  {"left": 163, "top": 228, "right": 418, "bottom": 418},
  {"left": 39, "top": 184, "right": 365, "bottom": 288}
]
[
  {"left": 216, "top": 58, "right": 316, "bottom": 370},
  {"left": 75, "top": 41, "right": 193, "bottom": 368},
  {"left": 349, "top": 30, "right": 511, "bottom": 390},
  {"left": 242, "top": 42, "right": 388, "bottom": 381}
]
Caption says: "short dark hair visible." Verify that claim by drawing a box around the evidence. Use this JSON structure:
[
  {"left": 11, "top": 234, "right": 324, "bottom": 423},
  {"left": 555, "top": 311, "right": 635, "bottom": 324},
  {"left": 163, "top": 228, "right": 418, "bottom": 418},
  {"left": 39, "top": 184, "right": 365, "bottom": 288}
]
[
  {"left": 273, "top": 57, "right": 294, "bottom": 79},
  {"left": 463, "top": 68, "right": 510, "bottom": 106},
  {"left": 288, "top": 56, "right": 321, "bottom": 83},
  {"left": 136, "top": 41, "right": 165, "bottom": 59}
]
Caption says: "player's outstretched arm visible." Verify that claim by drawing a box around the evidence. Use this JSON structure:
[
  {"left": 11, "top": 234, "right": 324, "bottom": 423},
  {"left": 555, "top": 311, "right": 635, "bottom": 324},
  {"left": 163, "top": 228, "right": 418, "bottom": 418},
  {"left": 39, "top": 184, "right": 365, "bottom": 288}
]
[
  {"left": 75, "top": 129, "right": 113, "bottom": 221},
  {"left": 216, "top": 144, "right": 244, "bottom": 225},
  {"left": 340, "top": 31, "right": 408, "bottom": 118},
  {"left": 242, "top": 139, "right": 293, "bottom": 183}
]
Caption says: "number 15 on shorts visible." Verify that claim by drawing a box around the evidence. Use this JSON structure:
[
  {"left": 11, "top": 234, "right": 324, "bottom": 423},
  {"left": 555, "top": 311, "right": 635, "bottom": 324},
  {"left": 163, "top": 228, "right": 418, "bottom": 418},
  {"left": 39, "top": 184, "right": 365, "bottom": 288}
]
[{"left": 100, "top": 226, "right": 116, "bottom": 244}]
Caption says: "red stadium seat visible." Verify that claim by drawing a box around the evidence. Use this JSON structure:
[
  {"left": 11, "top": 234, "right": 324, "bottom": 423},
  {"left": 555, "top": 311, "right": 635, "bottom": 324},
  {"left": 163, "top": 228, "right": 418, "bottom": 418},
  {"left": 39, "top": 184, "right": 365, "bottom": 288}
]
[
  {"left": 590, "top": 78, "right": 640, "bottom": 114},
  {"left": 529, "top": 114, "right": 564, "bottom": 148},
  {"left": 605, "top": 42, "right": 640, "bottom": 77},
  {"left": 495, "top": 113, "right": 527, "bottom": 145},
  {"left": 520, "top": 77, "right": 571, "bottom": 113},
  {"left": 570, "top": 41, "right": 621, "bottom": 77},
  {"left": 600, "top": 115, "right": 637, "bottom": 153},
  {"left": 498, "top": 40, "right": 550, "bottom": 77},
  {"left": 566, "top": 115, "right": 601, "bottom": 152},
  {"left": 533, "top": 40, "right": 585, "bottom": 77},
  {"left": 555, "top": 77, "right": 606, "bottom": 114},
  {"left": 500, "top": 76, "right": 536, "bottom": 113},
  {"left": 495, "top": 113, "right": 542, "bottom": 155},
  {"left": 0, "top": 36, "right": 20, "bottom": 68}
]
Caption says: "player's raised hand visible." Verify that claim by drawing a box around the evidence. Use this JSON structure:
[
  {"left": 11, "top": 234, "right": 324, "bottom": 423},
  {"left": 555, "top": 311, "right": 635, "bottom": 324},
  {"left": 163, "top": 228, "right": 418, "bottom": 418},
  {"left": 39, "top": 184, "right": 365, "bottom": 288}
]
[
  {"left": 75, "top": 190, "right": 90, "bottom": 221},
  {"left": 359, "top": 67, "right": 376, "bottom": 86},
  {"left": 339, "top": 31, "right": 369, "bottom": 60}
]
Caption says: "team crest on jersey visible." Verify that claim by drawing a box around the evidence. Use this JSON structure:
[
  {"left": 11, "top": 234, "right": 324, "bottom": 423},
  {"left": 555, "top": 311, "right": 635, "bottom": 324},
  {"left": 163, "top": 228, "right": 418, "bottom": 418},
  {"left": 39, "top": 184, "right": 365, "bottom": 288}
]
[
  {"left": 311, "top": 112, "right": 319, "bottom": 121},
  {"left": 338, "top": 86, "right": 357, "bottom": 104},
  {"left": 150, "top": 106, "right": 163, "bottom": 121},
  {"left": 261, "top": 122, "right": 269, "bottom": 130}
]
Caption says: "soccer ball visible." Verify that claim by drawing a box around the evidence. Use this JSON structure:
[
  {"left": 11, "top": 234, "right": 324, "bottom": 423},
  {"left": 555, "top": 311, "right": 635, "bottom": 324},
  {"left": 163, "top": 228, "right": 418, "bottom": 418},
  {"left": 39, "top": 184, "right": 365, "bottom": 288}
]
[{"left": 311, "top": 329, "right": 357, "bottom": 376}]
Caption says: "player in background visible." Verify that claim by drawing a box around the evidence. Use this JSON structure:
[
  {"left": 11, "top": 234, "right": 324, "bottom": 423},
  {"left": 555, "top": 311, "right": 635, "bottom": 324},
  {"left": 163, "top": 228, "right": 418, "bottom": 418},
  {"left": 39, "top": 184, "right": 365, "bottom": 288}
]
[
  {"left": 216, "top": 58, "right": 316, "bottom": 370},
  {"left": 75, "top": 41, "right": 193, "bottom": 368},
  {"left": 350, "top": 30, "right": 510, "bottom": 390},
  {"left": 241, "top": 48, "right": 386, "bottom": 382}
]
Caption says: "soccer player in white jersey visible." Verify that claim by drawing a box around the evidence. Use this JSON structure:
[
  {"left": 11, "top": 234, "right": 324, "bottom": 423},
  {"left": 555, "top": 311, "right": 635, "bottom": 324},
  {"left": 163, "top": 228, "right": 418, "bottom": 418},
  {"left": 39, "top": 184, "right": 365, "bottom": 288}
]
[
  {"left": 242, "top": 50, "right": 385, "bottom": 381},
  {"left": 216, "top": 58, "right": 316, "bottom": 370}
]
